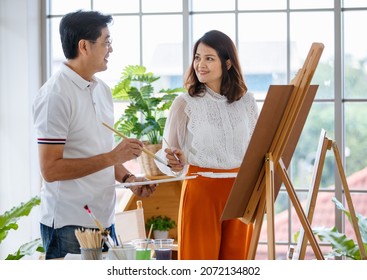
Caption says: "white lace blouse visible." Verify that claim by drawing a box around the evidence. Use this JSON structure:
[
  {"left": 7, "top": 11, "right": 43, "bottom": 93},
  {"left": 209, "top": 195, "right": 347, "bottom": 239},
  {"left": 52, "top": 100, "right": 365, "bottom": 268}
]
[{"left": 156, "top": 86, "right": 259, "bottom": 174}]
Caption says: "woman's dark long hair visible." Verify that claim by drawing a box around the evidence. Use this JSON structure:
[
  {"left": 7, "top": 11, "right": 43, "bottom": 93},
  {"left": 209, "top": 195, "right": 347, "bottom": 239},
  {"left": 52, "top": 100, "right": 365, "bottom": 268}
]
[{"left": 184, "top": 30, "right": 247, "bottom": 103}]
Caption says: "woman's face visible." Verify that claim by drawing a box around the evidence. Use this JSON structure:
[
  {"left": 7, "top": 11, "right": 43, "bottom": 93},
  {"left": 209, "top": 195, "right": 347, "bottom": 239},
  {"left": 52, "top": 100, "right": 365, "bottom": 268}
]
[{"left": 193, "top": 43, "right": 223, "bottom": 93}]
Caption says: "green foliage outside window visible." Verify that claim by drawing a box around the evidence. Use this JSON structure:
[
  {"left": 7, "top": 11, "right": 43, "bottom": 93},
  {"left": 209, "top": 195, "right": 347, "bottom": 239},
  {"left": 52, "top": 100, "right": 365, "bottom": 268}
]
[{"left": 294, "top": 197, "right": 367, "bottom": 260}]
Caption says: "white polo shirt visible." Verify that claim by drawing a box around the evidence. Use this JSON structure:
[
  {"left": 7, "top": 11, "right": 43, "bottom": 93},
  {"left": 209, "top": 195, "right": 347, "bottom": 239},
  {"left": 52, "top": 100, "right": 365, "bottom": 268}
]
[{"left": 33, "top": 63, "right": 116, "bottom": 229}]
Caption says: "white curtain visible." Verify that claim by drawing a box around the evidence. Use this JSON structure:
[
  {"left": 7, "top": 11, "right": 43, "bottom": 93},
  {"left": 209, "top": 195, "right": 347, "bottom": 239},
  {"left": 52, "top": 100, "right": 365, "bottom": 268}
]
[{"left": 0, "top": 0, "right": 42, "bottom": 259}]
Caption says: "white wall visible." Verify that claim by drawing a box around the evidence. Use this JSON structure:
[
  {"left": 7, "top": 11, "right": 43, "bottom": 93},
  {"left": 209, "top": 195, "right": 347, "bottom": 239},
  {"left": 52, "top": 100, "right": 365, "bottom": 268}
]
[{"left": 0, "top": 0, "right": 42, "bottom": 259}]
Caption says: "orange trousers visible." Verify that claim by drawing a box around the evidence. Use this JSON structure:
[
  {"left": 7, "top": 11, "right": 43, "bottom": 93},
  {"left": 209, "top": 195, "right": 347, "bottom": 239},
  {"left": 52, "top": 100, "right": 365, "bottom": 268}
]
[{"left": 178, "top": 165, "right": 253, "bottom": 260}]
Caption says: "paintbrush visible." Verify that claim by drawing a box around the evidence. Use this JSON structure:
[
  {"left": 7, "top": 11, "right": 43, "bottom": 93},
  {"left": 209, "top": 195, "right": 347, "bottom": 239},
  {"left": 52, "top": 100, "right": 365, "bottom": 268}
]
[
  {"left": 102, "top": 122, "right": 171, "bottom": 168},
  {"left": 145, "top": 224, "right": 154, "bottom": 251},
  {"left": 163, "top": 137, "right": 183, "bottom": 166},
  {"left": 83, "top": 205, "right": 115, "bottom": 248},
  {"left": 84, "top": 205, "right": 104, "bottom": 232}
]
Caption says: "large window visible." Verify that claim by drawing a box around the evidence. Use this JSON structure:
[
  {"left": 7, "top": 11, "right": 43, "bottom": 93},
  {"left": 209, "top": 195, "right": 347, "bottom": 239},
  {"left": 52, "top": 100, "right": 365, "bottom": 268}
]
[{"left": 45, "top": 0, "right": 367, "bottom": 259}]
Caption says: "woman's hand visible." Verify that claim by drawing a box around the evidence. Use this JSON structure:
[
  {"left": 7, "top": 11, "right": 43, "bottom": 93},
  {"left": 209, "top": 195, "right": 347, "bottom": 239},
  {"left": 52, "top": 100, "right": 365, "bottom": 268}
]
[
  {"left": 129, "top": 176, "right": 157, "bottom": 197},
  {"left": 165, "top": 148, "right": 186, "bottom": 173}
]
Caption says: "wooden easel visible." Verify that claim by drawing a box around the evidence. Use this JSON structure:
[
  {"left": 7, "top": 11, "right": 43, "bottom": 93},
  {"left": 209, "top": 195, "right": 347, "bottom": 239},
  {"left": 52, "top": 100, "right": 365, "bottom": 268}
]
[
  {"left": 248, "top": 153, "right": 324, "bottom": 259},
  {"left": 294, "top": 129, "right": 367, "bottom": 260},
  {"left": 222, "top": 42, "right": 325, "bottom": 259}
]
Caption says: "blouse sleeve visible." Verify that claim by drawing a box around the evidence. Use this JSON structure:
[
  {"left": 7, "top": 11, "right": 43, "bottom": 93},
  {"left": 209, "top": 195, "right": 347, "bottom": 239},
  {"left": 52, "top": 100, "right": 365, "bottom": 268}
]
[
  {"left": 155, "top": 94, "right": 189, "bottom": 175},
  {"left": 163, "top": 95, "right": 188, "bottom": 150}
]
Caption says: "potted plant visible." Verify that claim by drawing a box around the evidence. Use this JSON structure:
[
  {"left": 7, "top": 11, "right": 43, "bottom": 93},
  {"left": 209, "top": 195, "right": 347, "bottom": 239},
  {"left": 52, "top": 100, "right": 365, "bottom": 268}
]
[
  {"left": 145, "top": 215, "right": 176, "bottom": 239},
  {"left": 112, "top": 65, "right": 185, "bottom": 176},
  {"left": 0, "top": 196, "right": 44, "bottom": 259}
]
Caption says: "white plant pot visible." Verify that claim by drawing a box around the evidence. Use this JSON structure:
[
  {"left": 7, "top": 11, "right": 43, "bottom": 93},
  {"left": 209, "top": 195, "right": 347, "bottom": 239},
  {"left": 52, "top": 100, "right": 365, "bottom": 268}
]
[{"left": 153, "top": 230, "right": 169, "bottom": 239}]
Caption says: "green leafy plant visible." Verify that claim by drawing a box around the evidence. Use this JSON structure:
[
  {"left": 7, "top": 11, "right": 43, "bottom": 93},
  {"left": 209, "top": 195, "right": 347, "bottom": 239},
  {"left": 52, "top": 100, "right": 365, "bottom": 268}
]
[
  {"left": 294, "top": 197, "right": 367, "bottom": 260},
  {"left": 112, "top": 65, "right": 185, "bottom": 144},
  {"left": 146, "top": 215, "right": 176, "bottom": 232},
  {"left": 0, "top": 196, "right": 44, "bottom": 260}
]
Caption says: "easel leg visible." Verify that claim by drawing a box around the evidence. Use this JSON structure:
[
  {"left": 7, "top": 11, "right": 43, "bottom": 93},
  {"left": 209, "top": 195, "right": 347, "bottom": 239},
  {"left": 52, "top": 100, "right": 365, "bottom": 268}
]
[
  {"left": 247, "top": 192, "right": 266, "bottom": 259},
  {"left": 265, "top": 153, "right": 276, "bottom": 259},
  {"left": 332, "top": 142, "right": 367, "bottom": 260},
  {"left": 296, "top": 130, "right": 331, "bottom": 259},
  {"left": 278, "top": 160, "right": 324, "bottom": 260},
  {"left": 247, "top": 153, "right": 276, "bottom": 260},
  {"left": 248, "top": 154, "right": 324, "bottom": 260}
]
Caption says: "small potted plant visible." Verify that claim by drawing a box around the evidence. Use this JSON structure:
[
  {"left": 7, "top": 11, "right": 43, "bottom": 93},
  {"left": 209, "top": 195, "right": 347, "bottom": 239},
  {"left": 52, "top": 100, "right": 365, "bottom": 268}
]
[
  {"left": 145, "top": 215, "right": 176, "bottom": 239},
  {"left": 112, "top": 65, "right": 185, "bottom": 176}
]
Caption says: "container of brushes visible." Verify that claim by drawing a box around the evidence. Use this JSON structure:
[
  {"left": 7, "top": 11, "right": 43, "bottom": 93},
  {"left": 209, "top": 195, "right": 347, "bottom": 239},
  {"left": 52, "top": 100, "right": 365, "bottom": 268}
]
[{"left": 75, "top": 228, "right": 103, "bottom": 260}]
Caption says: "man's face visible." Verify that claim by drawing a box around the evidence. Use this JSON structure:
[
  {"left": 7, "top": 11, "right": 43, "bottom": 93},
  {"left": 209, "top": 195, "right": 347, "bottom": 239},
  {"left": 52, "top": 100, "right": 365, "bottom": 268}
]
[{"left": 87, "top": 27, "right": 113, "bottom": 73}]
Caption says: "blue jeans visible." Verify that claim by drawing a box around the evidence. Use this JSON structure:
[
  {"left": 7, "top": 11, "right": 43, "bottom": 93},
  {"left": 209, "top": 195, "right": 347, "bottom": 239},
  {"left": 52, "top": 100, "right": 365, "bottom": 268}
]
[{"left": 40, "top": 223, "right": 117, "bottom": 259}]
